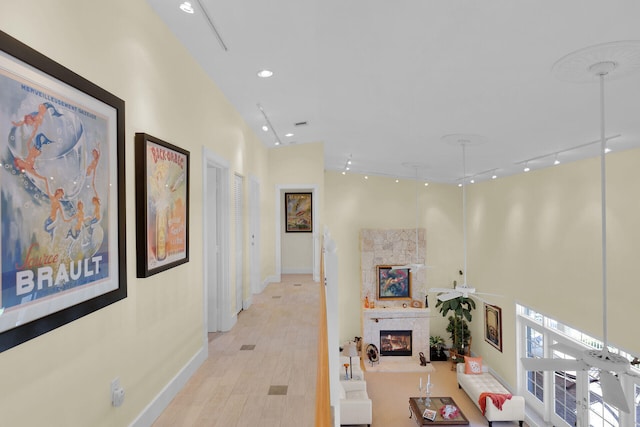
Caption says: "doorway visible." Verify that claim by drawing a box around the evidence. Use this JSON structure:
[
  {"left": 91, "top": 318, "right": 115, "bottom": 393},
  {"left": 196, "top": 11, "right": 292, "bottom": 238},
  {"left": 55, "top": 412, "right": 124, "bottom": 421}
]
[
  {"left": 202, "top": 147, "right": 232, "bottom": 336},
  {"left": 275, "top": 185, "right": 319, "bottom": 282}
]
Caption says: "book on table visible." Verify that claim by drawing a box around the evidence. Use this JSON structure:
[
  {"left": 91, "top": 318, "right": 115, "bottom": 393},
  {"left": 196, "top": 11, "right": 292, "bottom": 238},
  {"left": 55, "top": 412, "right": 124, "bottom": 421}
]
[{"left": 422, "top": 408, "right": 437, "bottom": 421}]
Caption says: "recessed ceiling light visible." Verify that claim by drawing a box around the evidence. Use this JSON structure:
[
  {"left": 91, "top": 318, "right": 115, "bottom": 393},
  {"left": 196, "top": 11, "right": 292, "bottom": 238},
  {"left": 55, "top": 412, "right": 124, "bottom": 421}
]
[
  {"left": 179, "top": 2, "right": 194, "bottom": 14},
  {"left": 274, "top": 141, "right": 280, "bottom": 146},
  {"left": 492, "top": 174, "right": 497, "bottom": 179},
  {"left": 257, "top": 69, "right": 273, "bottom": 78},
  {"left": 262, "top": 125, "right": 269, "bottom": 132},
  {"left": 365, "top": 176, "right": 369, "bottom": 180},
  {"left": 424, "top": 182, "right": 429, "bottom": 186},
  {"left": 285, "top": 133, "right": 294, "bottom": 137}
]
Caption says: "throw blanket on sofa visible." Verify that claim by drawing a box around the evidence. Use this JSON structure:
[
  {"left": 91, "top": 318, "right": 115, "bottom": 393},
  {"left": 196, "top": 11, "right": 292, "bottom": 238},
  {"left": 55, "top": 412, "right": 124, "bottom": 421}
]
[{"left": 478, "top": 392, "right": 512, "bottom": 415}]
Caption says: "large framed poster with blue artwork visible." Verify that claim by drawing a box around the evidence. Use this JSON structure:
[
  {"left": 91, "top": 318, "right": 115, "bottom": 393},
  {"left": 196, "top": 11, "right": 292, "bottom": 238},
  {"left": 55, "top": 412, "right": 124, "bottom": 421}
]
[{"left": 0, "top": 30, "right": 126, "bottom": 352}]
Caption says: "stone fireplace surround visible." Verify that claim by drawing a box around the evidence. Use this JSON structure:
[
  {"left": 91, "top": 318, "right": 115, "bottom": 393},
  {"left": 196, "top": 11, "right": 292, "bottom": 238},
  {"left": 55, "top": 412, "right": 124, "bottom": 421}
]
[{"left": 360, "top": 229, "right": 431, "bottom": 365}]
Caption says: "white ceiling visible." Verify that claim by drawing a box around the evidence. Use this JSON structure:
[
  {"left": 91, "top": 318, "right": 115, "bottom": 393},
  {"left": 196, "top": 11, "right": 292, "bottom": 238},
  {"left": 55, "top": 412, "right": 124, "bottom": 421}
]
[{"left": 147, "top": 0, "right": 640, "bottom": 183}]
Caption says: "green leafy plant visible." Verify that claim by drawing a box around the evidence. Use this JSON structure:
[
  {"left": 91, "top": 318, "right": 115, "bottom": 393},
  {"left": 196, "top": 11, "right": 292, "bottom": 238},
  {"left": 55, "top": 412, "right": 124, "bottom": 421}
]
[
  {"left": 429, "top": 335, "right": 446, "bottom": 357},
  {"left": 435, "top": 296, "right": 475, "bottom": 354}
]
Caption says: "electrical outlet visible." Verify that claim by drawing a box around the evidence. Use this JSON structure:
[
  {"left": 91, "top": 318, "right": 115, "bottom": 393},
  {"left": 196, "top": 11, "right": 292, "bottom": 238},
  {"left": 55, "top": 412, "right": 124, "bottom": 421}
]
[{"left": 111, "top": 377, "right": 125, "bottom": 407}]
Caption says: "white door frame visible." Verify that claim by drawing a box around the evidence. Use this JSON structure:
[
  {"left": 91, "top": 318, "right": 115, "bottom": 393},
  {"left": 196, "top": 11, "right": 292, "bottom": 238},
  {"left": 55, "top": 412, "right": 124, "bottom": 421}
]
[
  {"left": 202, "top": 147, "right": 234, "bottom": 345},
  {"left": 275, "top": 184, "right": 319, "bottom": 282},
  {"left": 249, "top": 175, "right": 262, "bottom": 295}
]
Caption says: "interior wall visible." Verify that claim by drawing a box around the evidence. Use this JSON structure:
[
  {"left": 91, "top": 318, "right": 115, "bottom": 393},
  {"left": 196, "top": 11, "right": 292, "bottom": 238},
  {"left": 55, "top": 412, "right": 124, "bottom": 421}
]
[
  {"left": 0, "top": 1, "right": 271, "bottom": 426},
  {"left": 324, "top": 172, "right": 463, "bottom": 345},
  {"left": 468, "top": 148, "right": 640, "bottom": 386},
  {"left": 326, "top": 148, "right": 640, "bottom": 390},
  {"left": 268, "top": 142, "right": 325, "bottom": 278}
]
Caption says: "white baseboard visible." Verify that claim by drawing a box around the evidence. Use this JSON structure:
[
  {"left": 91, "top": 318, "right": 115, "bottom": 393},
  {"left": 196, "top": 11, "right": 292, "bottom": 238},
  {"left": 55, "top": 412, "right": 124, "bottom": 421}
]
[{"left": 130, "top": 346, "right": 207, "bottom": 427}]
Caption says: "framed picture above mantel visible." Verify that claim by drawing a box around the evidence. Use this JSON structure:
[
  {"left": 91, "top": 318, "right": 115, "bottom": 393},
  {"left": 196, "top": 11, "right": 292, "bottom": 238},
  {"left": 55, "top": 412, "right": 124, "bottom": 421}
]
[{"left": 376, "top": 265, "right": 411, "bottom": 300}]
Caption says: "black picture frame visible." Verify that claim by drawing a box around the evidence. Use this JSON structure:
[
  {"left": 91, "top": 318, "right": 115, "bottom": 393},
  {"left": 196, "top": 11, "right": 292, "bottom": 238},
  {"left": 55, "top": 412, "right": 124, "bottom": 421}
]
[
  {"left": 135, "top": 133, "right": 190, "bottom": 277},
  {"left": 484, "top": 303, "right": 503, "bottom": 352},
  {"left": 285, "top": 192, "right": 312, "bottom": 232},
  {"left": 377, "top": 265, "right": 412, "bottom": 300},
  {"left": 0, "top": 30, "right": 126, "bottom": 353}
]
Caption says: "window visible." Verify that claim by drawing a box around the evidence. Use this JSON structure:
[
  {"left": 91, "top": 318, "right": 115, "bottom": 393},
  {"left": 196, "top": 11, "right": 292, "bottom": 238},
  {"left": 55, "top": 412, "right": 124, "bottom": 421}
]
[{"left": 517, "top": 304, "right": 639, "bottom": 426}]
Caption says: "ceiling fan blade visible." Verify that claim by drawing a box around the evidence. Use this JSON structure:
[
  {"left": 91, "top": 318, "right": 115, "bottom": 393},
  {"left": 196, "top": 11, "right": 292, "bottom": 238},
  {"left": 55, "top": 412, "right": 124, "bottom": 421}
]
[
  {"left": 599, "top": 371, "right": 630, "bottom": 413},
  {"left": 520, "top": 357, "right": 586, "bottom": 372},
  {"left": 550, "top": 342, "right": 583, "bottom": 358},
  {"left": 437, "top": 292, "right": 461, "bottom": 302}
]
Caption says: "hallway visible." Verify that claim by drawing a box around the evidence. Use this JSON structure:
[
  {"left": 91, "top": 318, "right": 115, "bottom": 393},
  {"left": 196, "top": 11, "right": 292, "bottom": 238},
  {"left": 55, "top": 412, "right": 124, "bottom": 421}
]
[{"left": 152, "top": 274, "right": 319, "bottom": 427}]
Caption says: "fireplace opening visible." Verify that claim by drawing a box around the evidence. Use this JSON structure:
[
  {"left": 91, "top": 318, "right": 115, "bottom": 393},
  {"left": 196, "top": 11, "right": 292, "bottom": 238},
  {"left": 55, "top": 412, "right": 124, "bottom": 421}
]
[{"left": 380, "top": 330, "right": 412, "bottom": 356}]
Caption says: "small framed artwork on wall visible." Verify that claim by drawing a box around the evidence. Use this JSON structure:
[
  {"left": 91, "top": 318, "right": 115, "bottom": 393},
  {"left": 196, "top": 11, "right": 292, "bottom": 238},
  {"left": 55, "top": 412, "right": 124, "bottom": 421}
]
[
  {"left": 285, "top": 192, "right": 312, "bottom": 232},
  {"left": 377, "top": 265, "right": 411, "bottom": 300},
  {"left": 484, "top": 303, "right": 503, "bottom": 352}
]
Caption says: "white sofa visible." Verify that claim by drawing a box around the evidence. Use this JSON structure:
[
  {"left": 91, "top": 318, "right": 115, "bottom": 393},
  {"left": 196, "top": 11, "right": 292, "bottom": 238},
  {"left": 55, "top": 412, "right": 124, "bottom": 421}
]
[
  {"left": 456, "top": 363, "right": 525, "bottom": 427},
  {"left": 339, "top": 380, "right": 372, "bottom": 427}
]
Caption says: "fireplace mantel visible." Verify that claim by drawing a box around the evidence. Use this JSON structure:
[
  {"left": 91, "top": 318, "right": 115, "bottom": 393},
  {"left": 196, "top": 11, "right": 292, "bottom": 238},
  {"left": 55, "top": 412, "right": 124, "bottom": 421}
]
[
  {"left": 364, "top": 307, "right": 431, "bottom": 320},
  {"left": 363, "top": 307, "right": 431, "bottom": 360}
]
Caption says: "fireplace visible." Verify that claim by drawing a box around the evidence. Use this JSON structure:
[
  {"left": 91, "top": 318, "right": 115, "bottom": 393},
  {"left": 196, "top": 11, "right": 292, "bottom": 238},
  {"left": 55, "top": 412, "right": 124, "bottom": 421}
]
[{"left": 380, "top": 330, "right": 412, "bottom": 356}]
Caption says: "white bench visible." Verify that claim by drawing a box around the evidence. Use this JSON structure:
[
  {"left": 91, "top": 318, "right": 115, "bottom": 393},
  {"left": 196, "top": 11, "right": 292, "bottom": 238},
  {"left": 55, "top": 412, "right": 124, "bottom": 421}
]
[{"left": 456, "top": 363, "right": 525, "bottom": 427}]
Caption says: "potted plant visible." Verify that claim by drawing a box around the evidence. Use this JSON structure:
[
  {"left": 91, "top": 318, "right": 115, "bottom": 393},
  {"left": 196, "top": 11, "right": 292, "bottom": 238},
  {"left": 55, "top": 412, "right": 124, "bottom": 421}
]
[
  {"left": 435, "top": 295, "right": 475, "bottom": 357},
  {"left": 429, "top": 335, "right": 447, "bottom": 361}
]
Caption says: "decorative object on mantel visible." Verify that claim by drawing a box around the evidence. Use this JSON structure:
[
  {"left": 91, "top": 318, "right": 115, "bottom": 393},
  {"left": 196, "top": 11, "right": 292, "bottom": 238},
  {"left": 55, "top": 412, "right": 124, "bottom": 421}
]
[{"left": 410, "top": 300, "right": 423, "bottom": 308}]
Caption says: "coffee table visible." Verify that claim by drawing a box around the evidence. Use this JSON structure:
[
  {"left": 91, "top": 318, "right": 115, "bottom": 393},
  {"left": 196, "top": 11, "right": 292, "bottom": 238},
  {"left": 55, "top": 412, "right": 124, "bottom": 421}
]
[{"left": 409, "top": 396, "right": 469, "bottom": 425}]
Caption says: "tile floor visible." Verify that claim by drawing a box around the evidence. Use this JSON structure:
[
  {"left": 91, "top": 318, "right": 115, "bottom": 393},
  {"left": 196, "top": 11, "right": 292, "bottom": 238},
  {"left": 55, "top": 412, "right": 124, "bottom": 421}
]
[
  {"left": 152, "top": 274, "right": 526, "bottom": 427},
  {"left": 152, "top": 274, "right": 319, "bottom": 427}
]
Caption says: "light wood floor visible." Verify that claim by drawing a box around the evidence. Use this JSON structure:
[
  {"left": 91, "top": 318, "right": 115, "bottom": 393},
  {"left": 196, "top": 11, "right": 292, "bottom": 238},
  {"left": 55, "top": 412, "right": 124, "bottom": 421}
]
[{"left": 152, "top": 274, "right": 526, "bottom": 427}]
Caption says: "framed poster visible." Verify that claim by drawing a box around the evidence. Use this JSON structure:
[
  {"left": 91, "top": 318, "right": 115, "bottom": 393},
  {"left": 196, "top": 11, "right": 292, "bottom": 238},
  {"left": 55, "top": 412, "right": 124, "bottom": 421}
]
[
  {"left": 0, "top": 30, "right": 126, "bottom": 352},
  {"left": 285, "top": 192, "right": 312, "bottom": 232},
  {"left": 135, "top": 133, "right": 189, "bottom": 277},
  {"left": 484, "top": 303, "right": 503, "bottom": 352},
  {"left": 377, "top": 265, "right": 411, "bottom": 300}
]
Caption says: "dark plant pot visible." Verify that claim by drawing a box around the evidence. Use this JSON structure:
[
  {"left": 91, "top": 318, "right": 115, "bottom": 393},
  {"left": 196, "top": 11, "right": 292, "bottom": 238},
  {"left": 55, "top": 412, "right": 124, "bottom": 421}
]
[{"left": 430, "top": 348, "right": 448, "bottom": 361}]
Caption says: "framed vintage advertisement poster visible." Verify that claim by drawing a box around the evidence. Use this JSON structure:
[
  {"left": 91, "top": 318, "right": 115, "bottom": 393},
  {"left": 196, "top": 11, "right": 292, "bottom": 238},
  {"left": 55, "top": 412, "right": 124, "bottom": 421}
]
[
  {"left": 135, "top": 133, "right": 189, "bottom": 277},
  {"left": 0, "top": 30, "right": 126, "bottom": 353},
  {"left": 377, "top": 265, "right": 411, "bottom": 300},
  {"left": 285, "top": 192, "right": 312, "bottom": 232},
  {"left": 484, "top": 303, "right": 503, "bottom": 352}
]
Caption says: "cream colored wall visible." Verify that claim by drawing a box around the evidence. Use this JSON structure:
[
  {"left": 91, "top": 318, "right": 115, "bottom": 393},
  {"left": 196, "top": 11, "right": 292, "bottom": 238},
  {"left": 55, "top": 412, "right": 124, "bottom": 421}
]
[
  {"left": 268, "top": 142, "right": 325, "bottom": 275},
  {"left": 324, "top": 172, "right": 463, "bottom": 344},
  {"left": 327, "top": 149, "right": 640, "bottom": 390},
  {"left": 0, "top": 1, "right": 271, "bottom": 426},
  {"left": 467, "top": 148, "right": 640, "bottom": 386}
]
